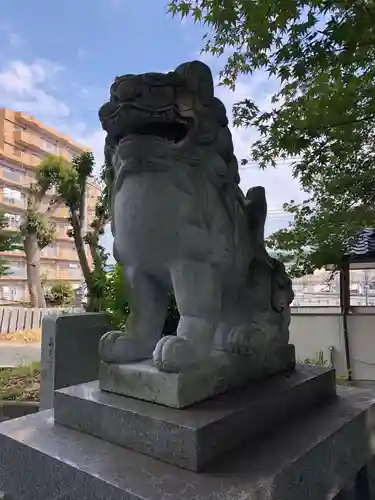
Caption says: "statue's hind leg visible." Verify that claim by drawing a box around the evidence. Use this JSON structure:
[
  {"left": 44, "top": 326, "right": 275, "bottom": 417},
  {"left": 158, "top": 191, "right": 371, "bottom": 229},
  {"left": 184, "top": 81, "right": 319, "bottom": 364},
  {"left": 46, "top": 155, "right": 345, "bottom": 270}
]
[
  {"left": 99, "top": 266, "right": 169, "bottom": 364},
  {"left": 153, "top": 261, "right": 221, "bottom": 372}
]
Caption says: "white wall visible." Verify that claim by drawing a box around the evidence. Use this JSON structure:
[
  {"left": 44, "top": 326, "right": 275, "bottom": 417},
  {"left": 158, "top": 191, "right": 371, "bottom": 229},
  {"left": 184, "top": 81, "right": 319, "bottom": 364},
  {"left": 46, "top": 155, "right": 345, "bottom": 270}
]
[{"left": 290, "top": 308, "right": 375, "bottom": 380}]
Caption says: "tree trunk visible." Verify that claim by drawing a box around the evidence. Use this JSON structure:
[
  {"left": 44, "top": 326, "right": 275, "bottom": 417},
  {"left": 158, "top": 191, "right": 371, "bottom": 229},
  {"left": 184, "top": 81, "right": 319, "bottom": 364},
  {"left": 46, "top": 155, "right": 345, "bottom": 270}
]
[
  {"left": 24, "top": 234, "right": 46, "bottom": 308},
  {"left": 70, "top": 211, "right": 97, "bottom": 310}
]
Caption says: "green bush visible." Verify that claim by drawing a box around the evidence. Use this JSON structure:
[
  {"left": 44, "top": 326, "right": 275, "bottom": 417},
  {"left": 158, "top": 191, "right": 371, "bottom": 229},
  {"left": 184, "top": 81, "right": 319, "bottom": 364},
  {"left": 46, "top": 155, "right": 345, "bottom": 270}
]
[
  {"left": 103, "top": 264, "right": 179, "bottom": 334},
  {"left": 103, "top": 264, "right": 130, "bottom": 329},
  {"left": 44, "top": 281, "right": 74, "bottom": 306}
]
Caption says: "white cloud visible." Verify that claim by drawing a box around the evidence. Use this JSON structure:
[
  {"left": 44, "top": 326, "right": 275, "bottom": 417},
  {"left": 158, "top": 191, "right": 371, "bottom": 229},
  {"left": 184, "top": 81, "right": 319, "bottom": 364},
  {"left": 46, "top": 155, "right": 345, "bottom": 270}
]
[{"left": 0, "top": 59, "right": 69, "bottom": 119}]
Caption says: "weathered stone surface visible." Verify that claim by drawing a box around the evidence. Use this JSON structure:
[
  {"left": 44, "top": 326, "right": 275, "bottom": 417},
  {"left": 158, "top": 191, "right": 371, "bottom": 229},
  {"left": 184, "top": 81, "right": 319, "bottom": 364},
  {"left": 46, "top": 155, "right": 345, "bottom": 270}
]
[
  {"left": 99, "top": 344, "right": 295, "bottom": 408},
  {"left": 98, "top": 60, "right": 294, "bottom": 376},
  {"left": 0, "top": 386, "right": 373, "bottom": 499},
  {"left": 55, "top": 364, "right": 335, "bottom": 470},
  {"left": 40, "top": 313, "right": 110, "bottom": 410}
]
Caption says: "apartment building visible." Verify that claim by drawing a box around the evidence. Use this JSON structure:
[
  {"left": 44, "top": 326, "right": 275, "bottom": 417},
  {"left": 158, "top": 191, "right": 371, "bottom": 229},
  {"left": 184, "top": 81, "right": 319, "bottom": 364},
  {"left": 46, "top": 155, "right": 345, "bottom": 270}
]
[{"left": 0, "top": 108, "right": 101, "bottom": 303}]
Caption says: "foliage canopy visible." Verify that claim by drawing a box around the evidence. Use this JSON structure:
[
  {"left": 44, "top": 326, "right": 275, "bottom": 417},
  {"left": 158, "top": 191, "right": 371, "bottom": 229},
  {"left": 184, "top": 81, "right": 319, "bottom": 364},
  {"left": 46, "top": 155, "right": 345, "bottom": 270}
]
[{"left": 169, "top": 0, "right": 375, "bottom": 276}]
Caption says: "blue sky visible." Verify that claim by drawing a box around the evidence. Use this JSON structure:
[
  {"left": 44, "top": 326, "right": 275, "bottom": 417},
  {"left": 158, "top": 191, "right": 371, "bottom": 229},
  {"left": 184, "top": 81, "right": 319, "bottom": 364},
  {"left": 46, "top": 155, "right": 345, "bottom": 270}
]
[{"left": 0, "top": 0, "right": 301, "bottom": 253}]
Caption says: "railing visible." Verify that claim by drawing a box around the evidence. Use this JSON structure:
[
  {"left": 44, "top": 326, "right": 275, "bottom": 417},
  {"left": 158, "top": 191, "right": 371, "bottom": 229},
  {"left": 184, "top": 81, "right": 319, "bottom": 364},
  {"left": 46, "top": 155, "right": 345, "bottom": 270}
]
[{"left": 0, "top": 306, "right": 82, "bottom": 333}]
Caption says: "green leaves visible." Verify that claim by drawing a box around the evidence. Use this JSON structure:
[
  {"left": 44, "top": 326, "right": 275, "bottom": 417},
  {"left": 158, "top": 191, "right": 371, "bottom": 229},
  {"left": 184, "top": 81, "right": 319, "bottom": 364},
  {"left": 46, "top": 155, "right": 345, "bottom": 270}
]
[
  {"left": 0, "top": 212, "right": 22, "bottom": 277},
  {"left": 103, "top": 264, "right": 130, "bottom": 329},
  {"left": 168, "top": 0, "right": 375, "bottom": 276},
  {"left": 44, "top": 281, "right": 75, "bottom": 306},
  {"left": 20, "top": 210, "right": 54, "bottom": 248}
]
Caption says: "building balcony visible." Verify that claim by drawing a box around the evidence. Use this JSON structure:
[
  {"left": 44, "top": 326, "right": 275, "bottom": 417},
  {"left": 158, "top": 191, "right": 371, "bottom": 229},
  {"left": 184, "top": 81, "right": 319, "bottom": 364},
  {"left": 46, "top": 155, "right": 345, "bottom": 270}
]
[
  {"left": 0, "top": 274, "right": 27, "bottom": 281},
  {"left": 14, "top": 129, "right": 62, "bottom": 158},
  {"left": 58, "top": 269, "right": 83, "bottom": 281},
  {"left": 14, "top": 111, "right": 88, "bottom": 154},
  {"left": 0, "top": 174, "right": 33, "bottom": 191},
  {"left": 1, "top": 143, "right": 43, "bottom": 169},
  {"left": 0, "top": 193, "right": 26, "bottom": 211},
  {"left": 13, "top": 129, "right": 42, "bottom": 152}
]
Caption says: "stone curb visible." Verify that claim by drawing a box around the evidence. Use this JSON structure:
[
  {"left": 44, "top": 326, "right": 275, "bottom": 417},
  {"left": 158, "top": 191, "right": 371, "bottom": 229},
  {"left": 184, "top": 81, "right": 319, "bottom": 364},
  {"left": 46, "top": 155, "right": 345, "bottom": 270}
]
[{"left": 0, "top": 400, "right": 39, "bottom": 420}]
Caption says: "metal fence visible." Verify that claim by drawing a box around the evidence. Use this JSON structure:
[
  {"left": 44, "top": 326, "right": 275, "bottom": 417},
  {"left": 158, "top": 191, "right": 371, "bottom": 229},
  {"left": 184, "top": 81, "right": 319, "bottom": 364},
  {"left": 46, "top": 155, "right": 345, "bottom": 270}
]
[{"left": 0, "top": 307, "right": 83, "bottom": 333}]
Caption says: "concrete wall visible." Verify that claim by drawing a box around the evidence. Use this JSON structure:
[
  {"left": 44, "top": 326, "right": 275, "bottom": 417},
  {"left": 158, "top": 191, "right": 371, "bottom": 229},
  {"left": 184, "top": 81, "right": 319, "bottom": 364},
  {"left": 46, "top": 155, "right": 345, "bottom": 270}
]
[{"left": 290, "top": 307, "right": 375, "bottom": 380}]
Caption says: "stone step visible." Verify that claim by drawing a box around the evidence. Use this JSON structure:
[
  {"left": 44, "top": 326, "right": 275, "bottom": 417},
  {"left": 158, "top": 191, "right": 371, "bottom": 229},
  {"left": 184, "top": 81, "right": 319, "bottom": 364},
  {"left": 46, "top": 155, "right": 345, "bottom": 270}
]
[
  {"left": 54, "top": 365, "right": 336, "bottom": 471},
  {"left": 0, "top": 386, "right": 374, "bottom": 500}
]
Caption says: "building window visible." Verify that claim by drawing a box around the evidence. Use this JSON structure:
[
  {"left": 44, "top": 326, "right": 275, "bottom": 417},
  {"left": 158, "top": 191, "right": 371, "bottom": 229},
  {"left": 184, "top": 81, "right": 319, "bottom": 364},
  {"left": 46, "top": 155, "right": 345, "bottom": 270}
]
[
  {"left": 42, "top": 138, "right": 58, "bottom": 154},
  {"left": 4, "top": 213, "right": 21, "bottom": 229},
  {"left": 59, "top": 261, "right": 76, "bottom": 269},
  {"left": 7, "top": 261, "right": 26, "bottom": 278},
  {"left": 42, "top": 243, "right": 58, "bottom": 257},
  {"left": 3, "top": 187, "right": 23, "bottom": 205},
  {"left": 59, "top": 261, "right": 81, "bottom": 279},
  {"left": 1, "top": 285, "right": 24, "bottom": 302},
  {"left": 2, "top": 165, "right": 24, "bottom": 182}
]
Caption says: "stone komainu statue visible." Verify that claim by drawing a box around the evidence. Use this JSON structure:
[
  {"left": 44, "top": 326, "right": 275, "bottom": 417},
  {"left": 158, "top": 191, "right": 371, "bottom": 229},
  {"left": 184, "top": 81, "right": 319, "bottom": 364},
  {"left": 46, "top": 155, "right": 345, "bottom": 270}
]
[{"left": 98, "top": 60, "right": 294, "bottom": 373}]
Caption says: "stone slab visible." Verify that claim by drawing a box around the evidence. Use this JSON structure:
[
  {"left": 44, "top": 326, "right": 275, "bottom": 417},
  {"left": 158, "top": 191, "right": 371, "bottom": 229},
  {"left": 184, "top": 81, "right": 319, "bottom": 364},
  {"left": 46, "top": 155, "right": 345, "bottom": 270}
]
[
  {"left": 55, "top": 364, "right": 336, "bottom": 471},
  {"left": 40, "top": 313, "right": 110, "bottom": 410},
  {"left": 99, "top": 344, "right": 296, "bottom": 408},
  {"left": 0, "top": 386, "right": 374, "bottom": 499}
]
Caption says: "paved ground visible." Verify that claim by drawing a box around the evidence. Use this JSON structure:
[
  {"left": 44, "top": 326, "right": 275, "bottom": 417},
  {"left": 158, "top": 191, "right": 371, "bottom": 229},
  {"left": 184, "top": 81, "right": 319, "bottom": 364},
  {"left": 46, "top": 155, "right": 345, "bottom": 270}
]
[{"left": 0, "top": 343, "right": 41, "bottom": 367}]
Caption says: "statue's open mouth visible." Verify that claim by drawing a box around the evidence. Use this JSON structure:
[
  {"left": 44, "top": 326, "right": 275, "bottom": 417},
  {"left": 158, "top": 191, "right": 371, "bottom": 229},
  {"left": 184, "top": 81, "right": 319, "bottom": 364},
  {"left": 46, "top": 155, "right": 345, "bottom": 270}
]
[{"left": 123, "top": 119, "right": 190, "bottom": 144}]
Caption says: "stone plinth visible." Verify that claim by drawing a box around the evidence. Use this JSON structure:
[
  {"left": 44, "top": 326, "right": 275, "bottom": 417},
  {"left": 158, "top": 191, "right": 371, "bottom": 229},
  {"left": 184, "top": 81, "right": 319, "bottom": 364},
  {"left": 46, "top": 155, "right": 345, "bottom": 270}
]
[
  {"left": 40, "top": 312, "right": 110, "bottom": 410},
  {"left": 99, "top": 344, "right": 296, "bottom": 408},
  {"left": 55, "top": 365, "right": 335, "bottom": 471},
  {"left": 0, "top": 386, "right": 374, "bottom": 499}
]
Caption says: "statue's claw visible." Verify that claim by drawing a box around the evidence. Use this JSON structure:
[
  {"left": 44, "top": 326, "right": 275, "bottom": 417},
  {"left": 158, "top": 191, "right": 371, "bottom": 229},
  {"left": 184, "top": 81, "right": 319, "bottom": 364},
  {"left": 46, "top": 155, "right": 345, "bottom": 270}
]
[
  {"left": 99, "top": 331, "right": 154, "bottom": 364},
  {"left": 153, "top": 335, "right": 198, "bottom": 373}
]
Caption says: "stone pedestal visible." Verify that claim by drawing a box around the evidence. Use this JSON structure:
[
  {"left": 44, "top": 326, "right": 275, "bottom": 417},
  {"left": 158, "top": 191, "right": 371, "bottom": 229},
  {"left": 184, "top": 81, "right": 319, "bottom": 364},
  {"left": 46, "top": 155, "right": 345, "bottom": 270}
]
[
  {"left": 0, "top": 382, "right": 374, "bottom": 499},
  {"left": 55, "top": 365, "right": 335, "bottom": 470},
  {"left": 99, "top": 344, "right": 296, "bottom": 408}
]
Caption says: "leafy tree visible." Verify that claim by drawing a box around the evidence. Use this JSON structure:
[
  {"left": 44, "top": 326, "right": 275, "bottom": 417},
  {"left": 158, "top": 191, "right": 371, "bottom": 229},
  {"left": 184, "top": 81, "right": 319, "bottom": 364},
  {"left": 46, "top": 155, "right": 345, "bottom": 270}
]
[
  {"left": 21, "top": 155, "right": 67, "bottom": 307},
  {"left": 168, "top": 0, "right": 375, "bottom": 276},
  {"left": 47, "top": 152, "right": 110, "bottom": 311}
]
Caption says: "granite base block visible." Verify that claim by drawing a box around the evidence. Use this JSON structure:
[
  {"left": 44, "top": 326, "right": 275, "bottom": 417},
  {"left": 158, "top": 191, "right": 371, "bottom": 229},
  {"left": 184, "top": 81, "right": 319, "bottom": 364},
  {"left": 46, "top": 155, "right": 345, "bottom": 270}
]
[
  {"left": 0, "top": 386, "right": 374, "bottom": 500},
  {"left": 55, "top": 365, "right": 336, "bottom": 471},
  {"left": 40, "top": 312, "right": 110, "bottom": 410},
  {"left": 99, "top": 344, "right": 296, "bottom": 408}
]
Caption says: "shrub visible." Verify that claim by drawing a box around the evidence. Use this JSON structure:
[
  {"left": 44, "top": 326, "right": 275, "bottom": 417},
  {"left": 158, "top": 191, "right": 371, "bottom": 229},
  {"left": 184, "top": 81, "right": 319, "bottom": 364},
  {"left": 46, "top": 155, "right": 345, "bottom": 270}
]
[
  {"left": 44, "top": 281, "right": 74, "bottom": 306},
  {"left": 103, "top": 264, "right": 130, "bottom": 329},
  {"left": 103, "top": 264, "right": 179, "bottom": 334}
]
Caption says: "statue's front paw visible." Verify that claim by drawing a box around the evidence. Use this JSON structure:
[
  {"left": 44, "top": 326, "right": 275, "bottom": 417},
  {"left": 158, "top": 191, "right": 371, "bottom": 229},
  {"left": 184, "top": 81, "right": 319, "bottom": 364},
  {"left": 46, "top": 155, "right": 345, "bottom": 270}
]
[
  {"left": 99, "top": 331, "right": 154, "bottom": 364},
  {"left": 153, "top": 336, "right": 197, "bottom": 373}
]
